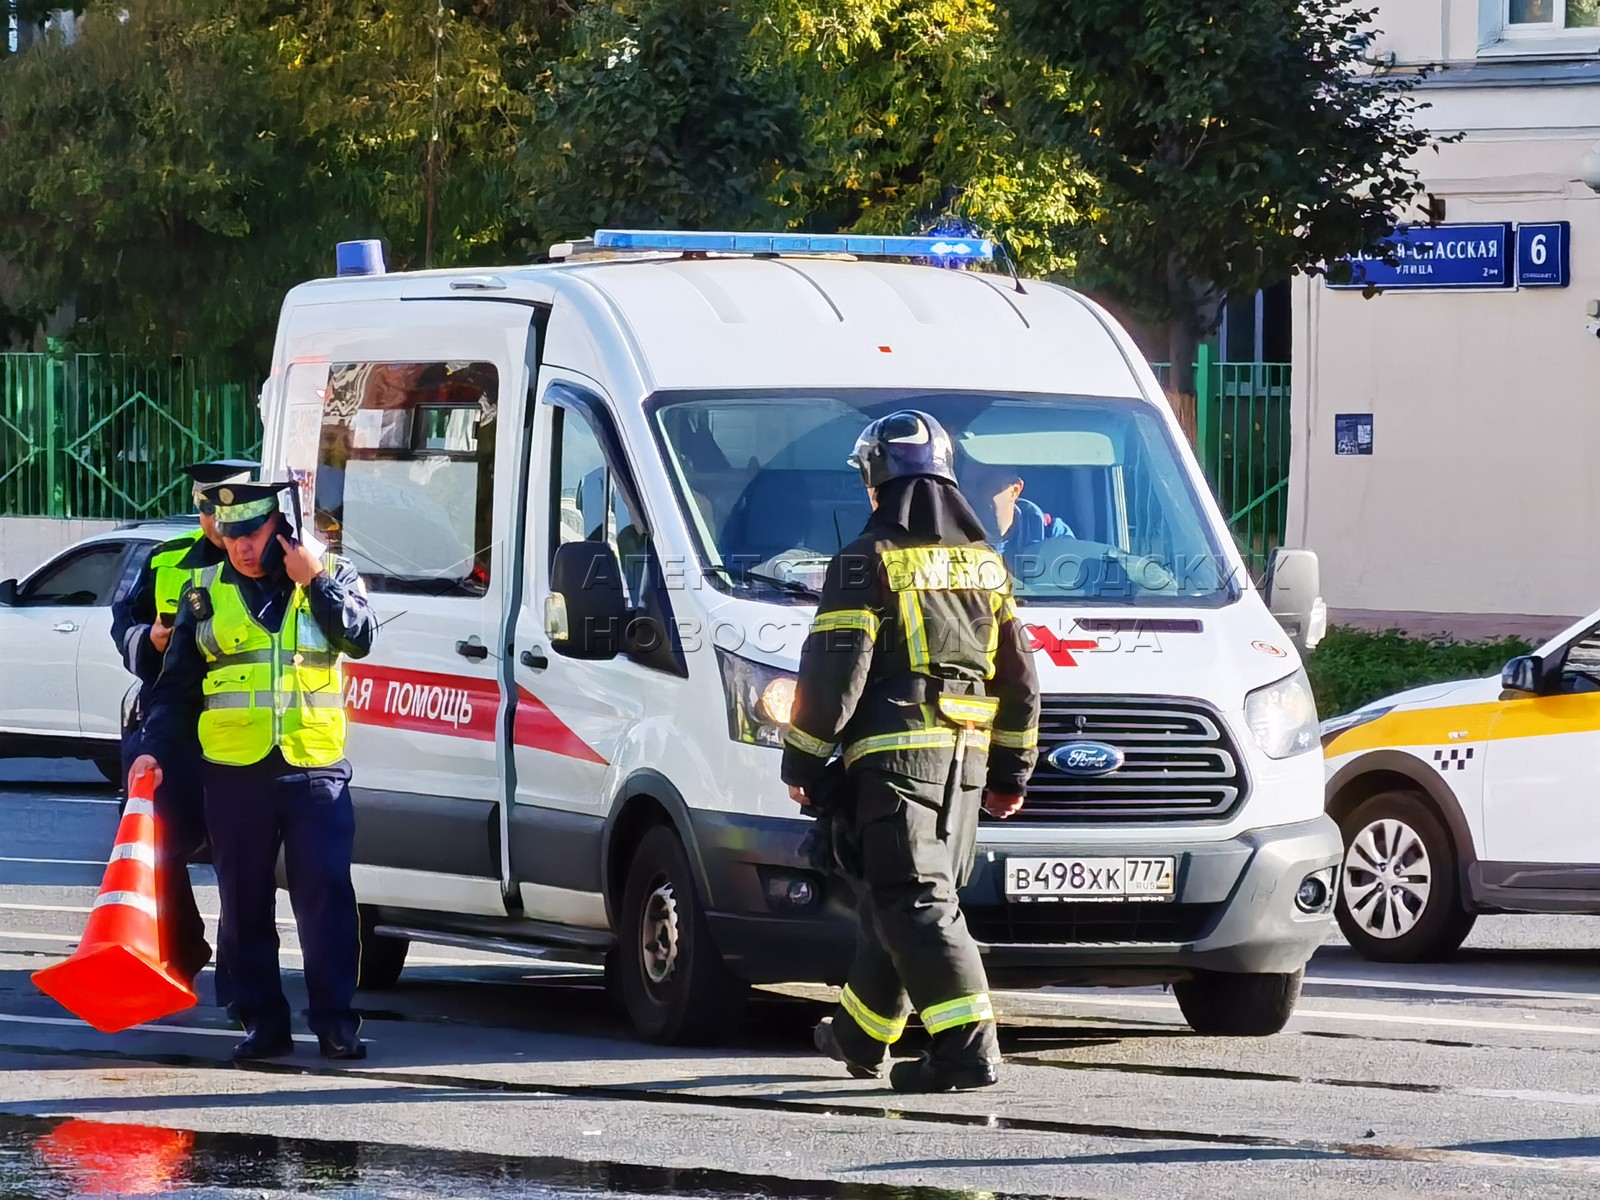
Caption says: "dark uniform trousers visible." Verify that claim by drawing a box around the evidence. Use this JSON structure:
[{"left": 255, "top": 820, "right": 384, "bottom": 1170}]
[
  {"left": 831, "top": 768, "right": 996, "bottom": 1069},
  {"left": 204, "top": 750, "right": 360, "bottom": 1038}
]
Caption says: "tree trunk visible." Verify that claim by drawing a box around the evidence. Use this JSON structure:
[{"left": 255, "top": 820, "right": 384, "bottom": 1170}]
[{"left": 1165, "top": 317, "right": 1199, "bottom": 445}]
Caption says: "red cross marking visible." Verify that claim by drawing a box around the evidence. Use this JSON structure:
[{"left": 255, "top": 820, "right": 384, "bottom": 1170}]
[{"left": 1025, "top": 625, "right": 1100, "bottom": 668}]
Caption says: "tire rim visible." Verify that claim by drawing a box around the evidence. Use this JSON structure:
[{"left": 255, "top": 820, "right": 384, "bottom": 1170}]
[
  {"left": 1342, "top": 817, "right": 1432, "bottom": 939},
  {"left": 640, "top": 880, "right": 680, "bottom": 988}
]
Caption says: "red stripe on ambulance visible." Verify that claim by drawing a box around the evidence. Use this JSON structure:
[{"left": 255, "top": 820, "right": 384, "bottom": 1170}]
[{"left": 343, "top": 663, "right": 606, "bottom": 764}]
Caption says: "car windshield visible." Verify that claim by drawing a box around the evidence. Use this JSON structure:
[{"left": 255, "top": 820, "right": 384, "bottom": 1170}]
[{"left": 650, "top": 389, "right": 1237, "bottom": 606}]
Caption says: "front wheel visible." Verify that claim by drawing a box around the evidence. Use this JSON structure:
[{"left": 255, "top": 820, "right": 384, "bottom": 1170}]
[
  {"left": 1335, "top": 790, "right": 1476, "bottom": 962},
  {"left": 617, "top": 824, "right": 748, "bottom": 1045},
  {"left": 1174, "top": 968, "right": 1303, "bottom": 1036}
]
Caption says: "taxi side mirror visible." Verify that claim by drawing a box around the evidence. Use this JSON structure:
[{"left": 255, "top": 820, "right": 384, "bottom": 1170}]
[
  {"left": 1501, "top": 655, "right": 1546, "bottom": 696},
  {"left": 548, "top": 541, "right": 627, "bottom": 660},
  {"left": 0, "top": 578, "right": 15, "bottom": 606}
]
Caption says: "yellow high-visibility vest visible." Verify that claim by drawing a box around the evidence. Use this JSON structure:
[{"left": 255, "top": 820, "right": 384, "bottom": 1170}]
[{"left": 150, "top": 530, "right": 207, "bottom": 620}]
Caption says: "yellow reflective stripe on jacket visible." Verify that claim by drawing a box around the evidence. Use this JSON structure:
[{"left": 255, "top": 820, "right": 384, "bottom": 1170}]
[
  {"left": 991, "top": 726, "right": 1038, "bottom": 750},
  {"left": 994, "top": 593, "right": 1018, "bottom": 624},
  {"left": 783, "top": 725, "right": 836, "bottom": 759},
  {"left": 899, "top": 590, "right": 930, "bottom": 673},
  {"left": 921, "top": 992, "right": 995, "bottom": 1034},
  {"left": 811, "top": 609, "right": 881, "bottom": 639},
  {"left": 881, "top": 544, "right": 1009, "bottom": 594},
  {"left": 840, "top": 985, "right": 907, "bottom": 1044},
  {"left": 843, "top": 728, "right": 954, "bottom": 767},
  {"left": 937, "top": 694, "right": 999, "bottom": 727}
]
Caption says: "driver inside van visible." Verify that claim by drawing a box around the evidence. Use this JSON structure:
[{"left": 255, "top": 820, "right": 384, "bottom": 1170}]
[{"left": 960, "top": 461, "right": 1074, "bottom": 559}]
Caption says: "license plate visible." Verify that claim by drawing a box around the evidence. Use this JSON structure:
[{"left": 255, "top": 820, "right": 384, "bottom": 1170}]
[{"left": 1004, "top": 856, "right": 1176, "bottom": 902}]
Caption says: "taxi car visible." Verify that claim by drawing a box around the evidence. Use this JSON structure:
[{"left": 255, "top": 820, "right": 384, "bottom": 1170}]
[
  {"left": 1322, "top": 612, "right": 1600, "bottom": 960},
  {"left": 0, "top": 519, "right": 197, "bottom": 780}
]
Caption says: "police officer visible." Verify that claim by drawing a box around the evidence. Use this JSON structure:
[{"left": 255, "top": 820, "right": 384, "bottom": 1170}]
[
  {"left": 781, "top": 411, "right": 1040, "bottom": 1093},
  {"left": 130, "top": 480, "right": 377, "bottom": 1062},
  {"left": 109, "top": 459, "right": 256, "bottom": 1001}
]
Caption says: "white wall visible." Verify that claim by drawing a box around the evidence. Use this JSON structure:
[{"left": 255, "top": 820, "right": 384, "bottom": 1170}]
[{"left": 0, "top": 518, "right": 120, "bottom": 582}]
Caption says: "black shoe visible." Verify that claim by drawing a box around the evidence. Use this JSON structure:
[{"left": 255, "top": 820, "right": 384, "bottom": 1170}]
[
  {"left": 888, "top": 1054, "right": 1000, "bottom": 1093},
  {"left": 813, "top": 1019, "right": 883, "bottom": 1080},
  {"left": 232, "top": 1028, "right": 294, "bottom": 1061},
  {"left": 317, "top": 1031, "right": 367, "bottom": 1061}
]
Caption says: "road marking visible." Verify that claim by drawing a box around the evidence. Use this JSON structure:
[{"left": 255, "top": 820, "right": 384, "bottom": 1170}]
[
  {"left": 24, "top": 796, "right": 121, "bottom": 807},
  {"left": 0, "top": 932, "right": 518, "bottom": 969},
  {"left": 0, "top": 856, "right": 111, "bottom": 866},
  {"left": 0, "top": 931, "right": 81, "bottom": 943},
  {"left": 1308, "top": 975, "right": 1600, "bottom": 1004},
  {"left": 1011, "top": 991, "right": 1600, "bottom": 1037},
  {"left": 0, "top": 1012, "right": 317, "bottom": 1043}
]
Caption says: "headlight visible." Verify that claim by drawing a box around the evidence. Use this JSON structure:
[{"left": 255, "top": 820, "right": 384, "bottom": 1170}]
[
  {"left": 1318, "top": 705, "right": 1393, "bottom": 747},
  {"left": 715, "top": 648, "right": 797, "bottom": 748},
  {"left": 1243, "top": 669, "right": 1320, "bottom": 759}
]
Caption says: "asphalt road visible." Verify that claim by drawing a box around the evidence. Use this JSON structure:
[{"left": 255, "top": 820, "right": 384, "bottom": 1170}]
[{"left": 2, "top": 758, "right": 1599, "bottom": 1198}]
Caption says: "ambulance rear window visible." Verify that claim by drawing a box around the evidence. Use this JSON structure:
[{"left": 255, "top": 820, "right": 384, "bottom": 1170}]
[{"left": 314, "top": 361, "right": 498, "bottom": 595}]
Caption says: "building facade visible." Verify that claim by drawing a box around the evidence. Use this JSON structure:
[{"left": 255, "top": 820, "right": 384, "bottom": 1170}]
[{"left": 1289, "top": 0, "right": 1600, "bottom": 633}]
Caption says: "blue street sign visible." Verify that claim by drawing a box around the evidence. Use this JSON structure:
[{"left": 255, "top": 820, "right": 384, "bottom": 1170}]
[
  {"left": 1335, "top": 414, "right": 1373, "bottom": 456},
  {"left": 1329, "top": 224, "right": 1513, "bottom": 291},
  {"left": 1516, "top": 222, "right": 1570, "bottom": 288}
]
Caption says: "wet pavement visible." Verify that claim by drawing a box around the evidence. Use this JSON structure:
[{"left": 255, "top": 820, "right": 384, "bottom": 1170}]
[{"left": 3, "top": 758, "right": 1600, "bottom": 1197}]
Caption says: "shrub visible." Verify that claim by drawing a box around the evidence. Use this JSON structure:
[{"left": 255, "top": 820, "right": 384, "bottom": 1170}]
[{"left": 1307, "top": 627, "right": 1532, "bottom": 719}]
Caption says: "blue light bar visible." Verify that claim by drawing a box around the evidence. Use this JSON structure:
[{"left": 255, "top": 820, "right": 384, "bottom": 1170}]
[
  {"left": 336, "top": 240, "right": 387, "bottom": 277},
  {"left": 593, "top": 229, "right": 994, "bottom": 263}
]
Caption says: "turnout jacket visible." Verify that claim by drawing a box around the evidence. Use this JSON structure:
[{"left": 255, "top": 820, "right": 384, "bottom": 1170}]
[{"left": 780, "top": 532, "right": 1041, "bottom": 795}]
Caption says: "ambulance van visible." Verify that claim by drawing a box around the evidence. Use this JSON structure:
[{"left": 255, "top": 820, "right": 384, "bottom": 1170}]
[{"left": 259, "top": 230, "right": 1341, "bottom": 1044}]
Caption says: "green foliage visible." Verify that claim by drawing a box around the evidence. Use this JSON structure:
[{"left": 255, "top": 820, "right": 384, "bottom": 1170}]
[
  {"left": 1307, "top": 627, "right": 1532, "bottom": 719},
  {"left": 1007, "top": 0, "right": 1435, "bottom": 368}
]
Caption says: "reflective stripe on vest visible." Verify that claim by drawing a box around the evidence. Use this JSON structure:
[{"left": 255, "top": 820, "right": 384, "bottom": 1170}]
[{"left": 196, "top": 566, "right": 347, "bottom": 768}]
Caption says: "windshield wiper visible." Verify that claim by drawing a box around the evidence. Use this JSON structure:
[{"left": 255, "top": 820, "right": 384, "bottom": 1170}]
[{"left": 739, "top": 569, "right": 821, "bottom": 598}]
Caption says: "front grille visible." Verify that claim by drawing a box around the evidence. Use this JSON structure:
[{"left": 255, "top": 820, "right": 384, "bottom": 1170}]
[
  {"left": 1009, "top": 696, "right": 1247, "bottom": 823},
  {"left": 967, "top": 901, "right": 1220, "bottom": 945}
]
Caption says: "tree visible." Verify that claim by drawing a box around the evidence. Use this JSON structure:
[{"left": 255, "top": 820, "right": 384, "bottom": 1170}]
[{"left": 1006, "top": 0, "right": 1434, "bottom": 386}]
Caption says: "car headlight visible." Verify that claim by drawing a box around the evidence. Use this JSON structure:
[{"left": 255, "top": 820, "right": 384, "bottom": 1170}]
[
  {"left": 715, "top": 648, "right": 797, "bottom": 748},
  {"left": 1318, "top": 705, "right": 1394, "bottom": 747},
  {"left": 1243, "top": 668, "right": 1320, "bottom": 759}
]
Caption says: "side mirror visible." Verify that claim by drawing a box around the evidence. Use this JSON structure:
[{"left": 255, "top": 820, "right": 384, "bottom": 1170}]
[
  {"left": 0, "top": 579, "right": 15, "bottom": 606},
  {"left": 548, "top": 541, "right": 628, "bottom": 660},
  {"left": 1501, "top": 654, "right": 1546, "bottom": 696},
  {"left": 1263, "top": 548, "right": 1327, "bottom": 656}
]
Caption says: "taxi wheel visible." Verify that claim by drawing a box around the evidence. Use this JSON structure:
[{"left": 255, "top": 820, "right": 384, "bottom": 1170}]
[
  {"left": 1174, "top": 968, "right": 1303, "bottom": 1036},
  {"left": 1335, "top": 791, "right": 1476, "bottom": 963},
  {"left": 617, "top": 824, "right": 748, "bottom": 1045},
  {"left": 356, "top": 907, "right": 410, "bottom": 990}
]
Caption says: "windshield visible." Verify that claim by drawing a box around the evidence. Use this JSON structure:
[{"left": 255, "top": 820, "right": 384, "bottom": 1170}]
[{"left": 650, "top": 390, "right": 1238, "bottom": 606}]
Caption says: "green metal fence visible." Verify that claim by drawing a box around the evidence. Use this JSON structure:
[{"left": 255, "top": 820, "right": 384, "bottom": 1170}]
[{"left": 0, "top": 354, "right": 261, "bottom": 520}]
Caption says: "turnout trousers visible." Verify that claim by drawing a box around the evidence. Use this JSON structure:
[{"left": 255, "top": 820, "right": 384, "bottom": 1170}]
[
  {"left": 829, "top": 767, "right": 997, "bottom": 1070},
  {"left": 203, "top": 752, "right": 360, "bottom": 1040}
]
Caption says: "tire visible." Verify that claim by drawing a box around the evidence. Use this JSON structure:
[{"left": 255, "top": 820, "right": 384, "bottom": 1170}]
[
  {"left": 357, "top": 906, "right": 410, "bottom": 990},
  {"left": 617, "top": 824, "right": 748, "bottom": 1045},
  {"left": 1174, "top": 968, "right": 1303, "bottom": 1036},
  {"left": 1334, "top": 790, "right": 1476, "bottom": 963},
  {"left": 94, "top": 757, "right": 124, "bottom": 787}
]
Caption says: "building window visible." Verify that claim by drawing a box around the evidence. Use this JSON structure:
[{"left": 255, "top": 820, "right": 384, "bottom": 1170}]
[
  {"left": 316, "top": 361, "right": 499, "bottom": 595},
  {"left": 1507, "top": 0, "right": 1597, "bottom": 29}
]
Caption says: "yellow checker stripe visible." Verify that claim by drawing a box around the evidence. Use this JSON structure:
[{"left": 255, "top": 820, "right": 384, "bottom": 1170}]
[
  {"left": 881, "top": 545, "right": 1010, "bottom": 594},
  {"left": 840, "top": 985, "right": 907, "bottom": 1044},
  {"left": 991, "top": 726, "right": 1038, "bottom": 750},
  {"left": 921, "top": 992, "right": 994, "bottom": 1034},
  {"left": 1326, "top": 693, "right": 1600, "bottom": 758},
  {"left": 783, "top": 726, "right": 836, "bottom": 759},
  {"left": 811, "top": 609, "right": 881, "bottom": 639}
]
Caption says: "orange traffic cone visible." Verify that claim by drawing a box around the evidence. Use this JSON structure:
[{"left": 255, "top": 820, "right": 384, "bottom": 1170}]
[{"left": 31, "top": 776, "right": 197, "bottom": 1032}]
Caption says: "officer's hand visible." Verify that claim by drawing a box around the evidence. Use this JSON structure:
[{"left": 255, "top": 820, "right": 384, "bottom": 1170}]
[
  {"left": 128, "top": 755, "right": 163, "bottom": 791},
  {"left": 788, "top": 785, "right": 810, "bottom": 807},
  {"left": 982, "top": 789, "right": 1024, "bottom": 819},
  {"left": 279, "top": 535, "right": 325, "bottom": 586},
  {"left": 148, "top": 622, "right": 172, "bottom": 653}
]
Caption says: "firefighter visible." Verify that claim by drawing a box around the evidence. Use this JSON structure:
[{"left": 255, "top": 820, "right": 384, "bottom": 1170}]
[
  {"left": 130, "top": 480, "right": 377, "bottom": 1062},
  {"left": 781, "top": 410, "right": 1041, "bottom": 1093},
  {"left": 109, "top": 458, "right": 256, "bottom": 1004}
]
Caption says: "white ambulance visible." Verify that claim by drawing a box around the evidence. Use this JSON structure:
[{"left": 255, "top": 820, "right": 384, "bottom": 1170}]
[{"left": 258, "top": 230, "right": 1341, "bottom": 1044}]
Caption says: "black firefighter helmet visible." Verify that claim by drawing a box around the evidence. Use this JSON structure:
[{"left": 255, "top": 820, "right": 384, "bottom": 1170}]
[{"left": 847, "top": 409, "right": 956, "bottom": 489}]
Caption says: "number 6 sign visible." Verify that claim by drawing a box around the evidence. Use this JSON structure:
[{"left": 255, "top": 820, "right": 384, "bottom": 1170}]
[{"left": 1516, "top": 222, "right": 1570, "bottom": 288}]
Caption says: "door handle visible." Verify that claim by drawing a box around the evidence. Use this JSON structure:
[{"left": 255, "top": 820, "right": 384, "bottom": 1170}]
[
  {"left": 455, "top": 638, "right": 490, "bottom": 661},
  {"left": 53, "top": 622, "right": 79, "bottom": 634},
  {"left": 520, "top": 648, "right": 549, "bottom": 670}
]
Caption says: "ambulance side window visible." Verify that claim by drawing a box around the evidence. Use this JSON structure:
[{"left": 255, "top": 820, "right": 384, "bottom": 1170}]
[
  {"left": 315, "top": 361, "right": 499, "bottom": 595},
  {"left": 551, "top": 406, "right": 647, "bottom": 606}
]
